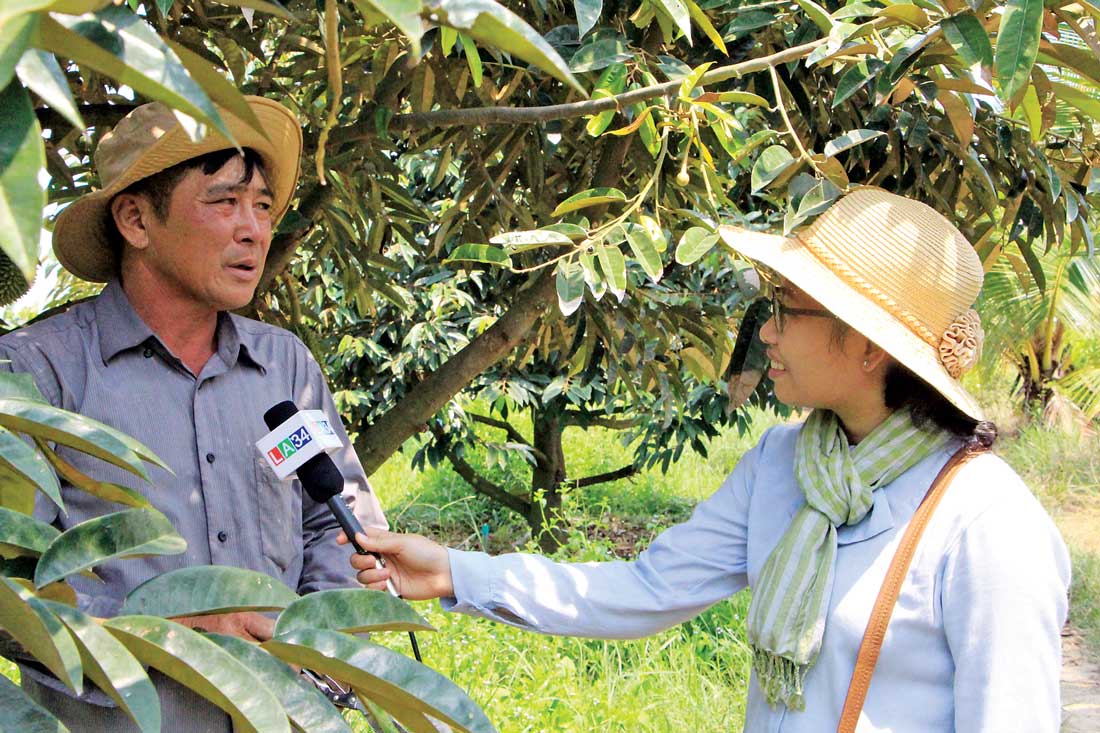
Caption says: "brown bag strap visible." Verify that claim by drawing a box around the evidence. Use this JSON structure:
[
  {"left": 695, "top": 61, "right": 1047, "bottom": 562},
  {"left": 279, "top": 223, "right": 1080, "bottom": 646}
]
[{"left": 836, "top": 444, "right": 985, "bottom": 733}]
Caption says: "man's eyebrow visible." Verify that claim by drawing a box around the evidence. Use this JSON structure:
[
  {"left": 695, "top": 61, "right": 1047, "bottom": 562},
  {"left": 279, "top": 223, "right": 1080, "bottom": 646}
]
[{"left": 205, "top": 182, "right": 275, "bottom": 198}]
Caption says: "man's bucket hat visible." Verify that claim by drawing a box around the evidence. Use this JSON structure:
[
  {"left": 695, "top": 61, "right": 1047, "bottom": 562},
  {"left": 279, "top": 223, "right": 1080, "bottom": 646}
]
[
  {"left": 53, "top": 96, "right": 302, "bottom": 283},
  {"left": 719, "top": 188, "right": 986, "bottom": 421}
]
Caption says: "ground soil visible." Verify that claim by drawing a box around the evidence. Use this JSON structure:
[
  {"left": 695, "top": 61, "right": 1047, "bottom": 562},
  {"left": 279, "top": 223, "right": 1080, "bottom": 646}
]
[{"left": 1063, "top": 627, "right": 1100, "bottom": 732}]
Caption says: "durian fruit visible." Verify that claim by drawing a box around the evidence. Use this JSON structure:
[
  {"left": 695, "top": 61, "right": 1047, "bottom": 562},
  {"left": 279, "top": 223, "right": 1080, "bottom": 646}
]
[{"left": 0, "top": 252, "right": 32, "bottom": 307}]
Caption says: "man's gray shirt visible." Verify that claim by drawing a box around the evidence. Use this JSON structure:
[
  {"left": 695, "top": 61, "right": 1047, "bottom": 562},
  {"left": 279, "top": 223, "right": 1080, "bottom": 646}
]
[{"left": 0, "top": 279, "right": 386, "bottom": 611}]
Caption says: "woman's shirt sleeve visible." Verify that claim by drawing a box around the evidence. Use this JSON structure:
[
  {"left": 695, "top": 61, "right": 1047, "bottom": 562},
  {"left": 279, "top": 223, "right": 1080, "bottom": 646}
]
[
  {"left": 940, "top": 465, "right": 1071, "bottom": 733},
  {"left": 442, "top": 431, "right": 765, "bottom": 639}
]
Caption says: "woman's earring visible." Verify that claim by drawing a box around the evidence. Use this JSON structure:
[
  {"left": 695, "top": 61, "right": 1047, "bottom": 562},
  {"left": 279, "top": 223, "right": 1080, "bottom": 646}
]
[{"left": 863, "top": 359, "right": 870, "bottom": 369}]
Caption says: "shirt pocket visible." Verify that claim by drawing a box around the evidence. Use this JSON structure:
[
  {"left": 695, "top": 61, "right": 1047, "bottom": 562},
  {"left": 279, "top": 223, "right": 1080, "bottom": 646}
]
[{"left": 252, "top": 453, "right": 302, "bottom": 572}]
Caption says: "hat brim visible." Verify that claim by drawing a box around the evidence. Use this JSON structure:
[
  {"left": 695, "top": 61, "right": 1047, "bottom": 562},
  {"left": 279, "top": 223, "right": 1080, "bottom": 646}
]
[
  {"left": 54, "top": 96, "right": 303, "bottom": 283},
  {"left": 718, "top": 224, "right": 985, "bottom": 422}
]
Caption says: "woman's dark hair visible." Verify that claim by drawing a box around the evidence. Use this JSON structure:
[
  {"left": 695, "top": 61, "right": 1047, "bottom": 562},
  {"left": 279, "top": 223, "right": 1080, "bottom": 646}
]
[{"left": 884, "top": 361, "right": 998, "bottom": 448}]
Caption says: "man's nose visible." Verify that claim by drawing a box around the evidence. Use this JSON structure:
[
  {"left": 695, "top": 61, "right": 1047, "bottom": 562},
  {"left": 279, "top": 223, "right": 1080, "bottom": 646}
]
[{"left": 236, "top": 204, "right": 268, "bottom": 242}]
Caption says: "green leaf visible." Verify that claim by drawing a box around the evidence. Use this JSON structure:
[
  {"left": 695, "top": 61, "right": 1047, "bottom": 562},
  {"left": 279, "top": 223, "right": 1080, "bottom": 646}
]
[
  {"left": 122, "top": 565, "right": 299, "bottom": 617},
  {"left": 785, "top": 178, "right": 841, "bottom": 234},
  {"left": 750, "top": 145, "right": 795, "bottom": 193},
  {"left": 431, "top": 0, "right": 583, "bottom": 94},
  {"left": 165, "top": 40, "right": 264, "bottom": 137},
  {"left": 995, "top": 0, "right": 1043, "bottom": 104},
  {"left": 596, "top": 245, "right": 627, "bottom": 300},
  {"left": 264, "top": 628, "right": 496, "bottom": 733},
  {"left": 207, "top": 0, "right": 294, "bottom": 18},
  {"left": 0, "top": 577, "right": 83, "bottom": 692},
  {"left": 883, "top": 29, "right": 934, "bottom": 85},
  {"left": 586, "top": 62, "right": 627, "bottom": 136},
  {"left": 622, "top": 223, "right": 664, "bottom": 283},
  {"left": 444, "top": 244, "right": 512, "bottom": 267},
  {"left": 685, "top": 0, "right": 726, "bottom": 54},
  {"left": 678, "top": 61, "right": 712, "bottom": 99},
  {"left": 793, "top": 0, "right": 832, "bottom": 34},
  {"left": 41, "top": 601, "right": 160, "bottom": 733},
  {"left": 0, "top": 82, "right": 44, "bottom": 283},
  {"left": 705, "top": 91, "right": 769, "bottom": 106},
  {"left": 0, "top": 397, "right": 168, "bottom": 478},
  {"left": 0, "top": 674, "right": 66, "bottom": 733},
  {"left": 207, "top": 634, "right": 353, "bottom": 733},
  {"left": 36, "top": 440, "right": 152, "bottom": 510},
  {"left": 458, "top": 32, "right": 482, "bottom": 87},
  {"left": 555, "top": 260, "right": 586, "bottom": 317},
  {"left": 941, "top": 12, "right": 993, "bottom": 69},
  {"left": 653, "top": 0, "right": 692, "bottom": 41},
  {"left": 551, "top": 187, "right": 627, "bottom": 216},
  {"left": 540, "top": 223, "right": 588, "bottom": 240},
  {"left": 0, "top": 14, "right": 38, "bottom": 91},
  {"left": 105, "top": 616, "right": 290, "bottom": 733},
  {"left": 568, "top": 35, "right": 630, "bottom": 73},
  {"left": 0, "top": 372, "right": 44, "bottom": 401},
  {"left": 0, "top": 427, "right": 62, "bottom": 511},
  {"left": 349, "top": 0, "right": 422, "bottom": 52},
  {"left": 35, "top": 9, "right": 231, "bottom": 144},
  {"left": 833, "top": 59, "right": 883, "bottom": 108},
  {"left": 823, "top": 129, "right": 885, "bottom": 158},
  {"left": 34, "top": 508, "right": 186, "bottom": 588},
  {"left": 0, "top": 505, "right": 59, "bottom": 558},
  {"left": 675, "top": 227, "right": 719, "bottom": 265},
  {"left": 15, "top": 49, "right": 84, "bottom": 132},
  {"left": 1051, "top": 81, "right": 1100, "bottom": 121},
  {"left": 574, "top": 0, "right": 602, "bottom": 38},
  {"left": 274, "top": 587, "right": 433, "bottom": 636},
  {"left": 490, "top": 229, "right": 574, "bottom": 252}
]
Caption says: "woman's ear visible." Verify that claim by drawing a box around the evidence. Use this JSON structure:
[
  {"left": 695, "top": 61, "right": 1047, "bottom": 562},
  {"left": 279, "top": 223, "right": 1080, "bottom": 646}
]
[
  {"left": 110, "top": 194, "right": 151, "bottom": 250},
  {"left": 861, "top": 339, "right": 890, "bottom": 373}
]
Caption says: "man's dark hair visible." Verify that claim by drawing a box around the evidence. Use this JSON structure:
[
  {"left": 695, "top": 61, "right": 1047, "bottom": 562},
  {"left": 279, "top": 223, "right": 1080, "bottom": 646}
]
[{"left": 119, "top": 146, "right": 269, "bottom": 222}]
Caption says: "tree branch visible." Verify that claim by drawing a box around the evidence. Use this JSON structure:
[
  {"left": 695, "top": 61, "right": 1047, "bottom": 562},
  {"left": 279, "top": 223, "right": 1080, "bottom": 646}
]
[
  {"left": 354, "top": 270, "right": 557, "bottom": 475},
  {"left": 443, "top": 446, "right": 531, "bottom": 517},
  {"left": 562, "top": 412, "right": 643, "bottom": 430},
  {"left": 360, "top": 39, "right": 827, "bottom": 134},
  {"left": 567, "top": 464, "right": 639, "bottom": 489}
]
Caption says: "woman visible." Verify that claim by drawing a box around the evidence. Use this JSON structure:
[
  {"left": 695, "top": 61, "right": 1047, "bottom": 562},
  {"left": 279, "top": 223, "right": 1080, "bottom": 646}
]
[{"left": 343, "top": 189, "right": 1070, "bottom": 732}]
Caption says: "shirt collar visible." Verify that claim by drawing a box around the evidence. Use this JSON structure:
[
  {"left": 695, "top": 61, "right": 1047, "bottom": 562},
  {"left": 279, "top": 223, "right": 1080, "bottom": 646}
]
[{"left": 96, "top": 280, "right": 266, "bottom": 374}]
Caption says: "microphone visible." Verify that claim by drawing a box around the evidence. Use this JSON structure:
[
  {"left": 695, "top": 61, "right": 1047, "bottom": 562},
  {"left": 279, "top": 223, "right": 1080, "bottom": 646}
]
[{"left": 262, "top": 401, "right": 421, "bottom": 661}]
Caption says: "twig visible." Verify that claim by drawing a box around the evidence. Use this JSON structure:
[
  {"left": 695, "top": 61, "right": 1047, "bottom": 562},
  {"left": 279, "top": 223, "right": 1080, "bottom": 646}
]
[{"left": 768, "top": 65, "right": 819, "bottom": 172}]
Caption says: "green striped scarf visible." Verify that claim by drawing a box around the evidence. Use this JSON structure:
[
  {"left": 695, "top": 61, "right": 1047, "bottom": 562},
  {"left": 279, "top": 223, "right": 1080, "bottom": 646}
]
[{"left": 746, "top": 409, "right": 951, "bottom": 710}]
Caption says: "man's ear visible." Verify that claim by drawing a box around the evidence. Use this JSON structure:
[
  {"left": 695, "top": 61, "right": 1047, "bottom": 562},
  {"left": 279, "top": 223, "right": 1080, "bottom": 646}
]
[{"left": 110, "top": 193, "right": 152, "bottom": 250}]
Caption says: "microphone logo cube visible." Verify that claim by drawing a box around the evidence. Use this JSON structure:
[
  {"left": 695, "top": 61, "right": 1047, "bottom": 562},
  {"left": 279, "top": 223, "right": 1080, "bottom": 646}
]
[{"left": 256, "top": 410, "right": 342, "bottom": 479}]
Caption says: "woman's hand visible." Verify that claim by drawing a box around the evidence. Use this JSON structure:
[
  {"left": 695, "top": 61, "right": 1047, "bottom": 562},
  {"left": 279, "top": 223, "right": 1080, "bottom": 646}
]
[{"left": 338, "top": 528, "right": 454, "bottom": 601}]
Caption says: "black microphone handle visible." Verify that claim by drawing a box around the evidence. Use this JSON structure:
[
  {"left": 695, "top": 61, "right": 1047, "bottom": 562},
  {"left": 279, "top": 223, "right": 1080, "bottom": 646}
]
[{"left": 326, "top": 496, "right": 422, "bottom": 662}]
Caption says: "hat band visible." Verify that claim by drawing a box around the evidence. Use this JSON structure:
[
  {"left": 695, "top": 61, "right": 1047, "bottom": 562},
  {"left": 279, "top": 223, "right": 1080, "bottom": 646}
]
[{"left": 793, "top": 231, "right": 939, "bottom": 347}]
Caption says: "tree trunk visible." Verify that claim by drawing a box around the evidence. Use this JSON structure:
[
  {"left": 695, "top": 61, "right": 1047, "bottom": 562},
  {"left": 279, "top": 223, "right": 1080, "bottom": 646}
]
[{"left": 528, "top": 408, "right": 568, "bottom": 553}]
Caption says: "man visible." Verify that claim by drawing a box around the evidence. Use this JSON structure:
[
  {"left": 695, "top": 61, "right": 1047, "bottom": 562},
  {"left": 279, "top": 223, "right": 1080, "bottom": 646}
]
[{"left": 0, "top": 96, "right": 387, "bottom": 731}]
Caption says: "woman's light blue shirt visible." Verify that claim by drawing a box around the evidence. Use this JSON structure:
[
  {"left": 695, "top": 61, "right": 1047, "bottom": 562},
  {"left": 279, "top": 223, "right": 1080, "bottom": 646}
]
[{"left": 444, "top": 424, "right": 1070, "bottom": 732}]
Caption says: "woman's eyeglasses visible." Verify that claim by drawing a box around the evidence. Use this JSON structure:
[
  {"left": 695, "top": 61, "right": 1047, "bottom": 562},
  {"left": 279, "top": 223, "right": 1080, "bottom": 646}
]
[{"left": 761, "top": 279, "right": 834, "bottom": 333}]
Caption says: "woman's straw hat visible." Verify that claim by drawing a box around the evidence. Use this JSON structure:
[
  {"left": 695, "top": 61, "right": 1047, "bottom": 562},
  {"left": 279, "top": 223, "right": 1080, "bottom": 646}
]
[
  {"left": 719, "top": 188, "right": 986, "bottom": 421},
  {"left": 53, "top": 96, "right": 302, "bottom": 283}
]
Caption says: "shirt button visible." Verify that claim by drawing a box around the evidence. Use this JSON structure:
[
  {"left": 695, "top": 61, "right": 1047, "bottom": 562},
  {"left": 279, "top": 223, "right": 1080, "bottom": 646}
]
[
  {"left": 216, "top": 531, "right": 228, "bottom": 543},
  {"left": 205, "top": 453, "right": 215, "bottom": 464},
  {"left": 142, "top": 348, "right": 153, "bottom": 358}
]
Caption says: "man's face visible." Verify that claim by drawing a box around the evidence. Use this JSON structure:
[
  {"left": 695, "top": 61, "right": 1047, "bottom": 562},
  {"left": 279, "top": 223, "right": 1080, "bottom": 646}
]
[{"left": 137, "top": 155, "right": 274, "bottom": 313}]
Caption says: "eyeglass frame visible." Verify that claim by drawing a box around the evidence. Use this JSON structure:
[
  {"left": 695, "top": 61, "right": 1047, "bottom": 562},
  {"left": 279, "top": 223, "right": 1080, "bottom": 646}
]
[{"left": 755, "top": 268, "right": 835, "bottom": 333}]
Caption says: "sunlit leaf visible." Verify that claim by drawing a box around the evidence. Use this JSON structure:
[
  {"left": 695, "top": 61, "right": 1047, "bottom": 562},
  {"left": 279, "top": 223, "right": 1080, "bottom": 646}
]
[
  {"left": 122, "top": 565, "right": 299, "bottom": 617},
  {"left": 995, "top": 0, "right": 1043, "bottom": 103},
  {"left": 551, "top": 187, "right": 627, "bottom": 216},
  {"left": 42, "top": 600, "right": 160, "bottom": 733},
  {"left": 586, "top": 62, "right": 627, "bottom": 136},
  {"left": 0, "top": 427, "right": 61, "bottom": 510},
  {"left": 208, "top": 633, "right": 353, "bottom": 733},
  {"left": 15, "top": 49, "right": 84, "bottom": 132},
  {"left": 833, "top": 59, "right": 883, "bottom": 108},
  {"left": 685, "top": 0, "right": 726, "bottom": 54},
  {"left": 34, "top": 508, "right": 186, "bottom": 587},
  {"left": 574, "top": 0, "right": 602, "bottom": 39},
  {"left": 0, "top": 505, "right": 58, "bottom": 559},
  {"left": 264, "top": 628, "right": 496, "bottom": 733},
  {"left": 35, "top": 440, "right": 151, "bottom": 510},
  {"left": 444, "top": 244, "right": 512, "bottom": 267},
  {"left": 750, "top": 145, "right": 795, "bottom": 192},
  {"left": 941, "top": 12, "right": 993, "bottom": 69},
  {"left": 653, "top": 0, "right": 692, "bottom": 42},
  {"left": 0, "top": 82, "right": 44, "bottom": 282},
  {"left": 274, "top": 587, "right": 433, "bottom": 636},
  {"left": 165, "top": 41, "right": 263, "bottom": 136},
  {"left": 568, "top": 34, "right": 631, "bottom": 73},
  {"left": 622, "top": 222, "right": 664, "bottom": 282},
  {"left": 675, "top": 227, "right": 719, "bottom": 265},
  {"left": 207, "top": 0, "right": 294, "bottom": 18},
  {"left": 555, "top": 260, "right": 586, "bottom": 316},
  {"left": 0, "top": 577, "right": 83, "bottom": 693},
  {"left": 793, "top": 0, "right": 832, "bottom": 33},
  {"left": 596, "top": 245, "right": 627, "bottom": 300},
  {"left": 431, "top": 0, "right": 584, "bottom": 93},
  {"left": 105, "top": 616, "right": 290, "bottom": 733},
  {"left": 823, "top": 129, "right": 884, "bottom": 158}
]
